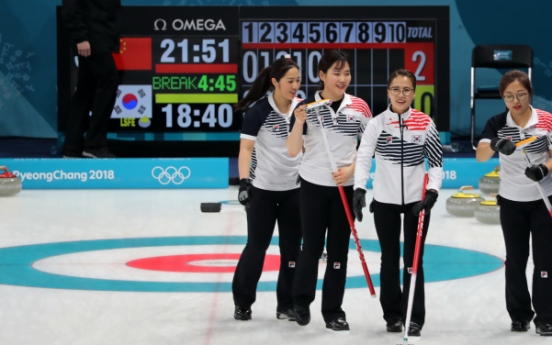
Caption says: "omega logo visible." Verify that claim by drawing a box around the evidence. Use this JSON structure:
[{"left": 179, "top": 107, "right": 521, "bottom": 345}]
[
  {"left": 154, "top": 18, "right": 226, "bottom": 31},
  {"left": 154, "top": 19, "right": 167, "bottom": 31}
]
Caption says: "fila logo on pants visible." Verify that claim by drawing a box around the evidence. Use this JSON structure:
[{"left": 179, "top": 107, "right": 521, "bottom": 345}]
[
  {"left": 333, "top": 262, "right": 341, "bottom": 269},
  {"left": 542, "top": 271, "right": 548, "bottom": 278}
]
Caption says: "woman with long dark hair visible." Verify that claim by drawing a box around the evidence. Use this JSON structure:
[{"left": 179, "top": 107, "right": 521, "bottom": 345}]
[
  {"left": 476, "top": 70, "right": 552, "bottom": 336},
  {"left": 287, "top": 50, "right": 372, "bottom": 332},
  {"left": 232, "top": 56, "right": 303, "bottom": 322}
]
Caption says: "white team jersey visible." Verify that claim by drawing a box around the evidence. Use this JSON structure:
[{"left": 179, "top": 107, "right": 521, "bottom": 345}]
[
  {"left": 354, "top": 106, "right": 444, "bottom": 205},
  {"left": 240, "top": 93, "right": 302, "bottom": 191},
  {"left": 290, "top": 91, "right": 372, "bottom": 187},
  {"left": 479, "top": 106, "right": 552, "bottom": 201}
]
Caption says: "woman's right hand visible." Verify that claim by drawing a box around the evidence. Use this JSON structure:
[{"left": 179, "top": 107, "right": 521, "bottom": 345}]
[{"left": 294, "top": 105, "right": 308, "bottom": 125}]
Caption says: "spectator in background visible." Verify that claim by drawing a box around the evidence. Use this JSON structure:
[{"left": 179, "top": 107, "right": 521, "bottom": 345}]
[{"left": 62, "top": 0, "right": 121, "bottom": 158}]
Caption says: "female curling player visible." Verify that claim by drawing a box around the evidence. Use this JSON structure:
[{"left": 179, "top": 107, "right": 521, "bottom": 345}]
[
  {"left": 232, "top": 56, "right": 303, "bottom": 322},
  {"left": 287, "top": 50, "right": 372, "bottom": 332},
  {"left": 353, "top": 69, "right": 443, "bottom": 337},
  {"left": 476, "top": 70, "right": 552, "bottom": 336}
]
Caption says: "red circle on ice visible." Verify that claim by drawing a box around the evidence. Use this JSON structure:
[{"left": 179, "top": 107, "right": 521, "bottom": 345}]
[{"left": 126, "top": 254, "right": 281, "bottom": 273}]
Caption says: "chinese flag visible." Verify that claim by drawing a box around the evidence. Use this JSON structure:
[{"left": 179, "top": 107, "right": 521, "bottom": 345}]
[{"left": 113, "top": 37, "right": 152, "bottom": 70}]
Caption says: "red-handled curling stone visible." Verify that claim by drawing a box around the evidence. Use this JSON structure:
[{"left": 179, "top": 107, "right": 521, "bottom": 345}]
[{"left": 0, "top": 166, "right": 22, "bottom": 196}]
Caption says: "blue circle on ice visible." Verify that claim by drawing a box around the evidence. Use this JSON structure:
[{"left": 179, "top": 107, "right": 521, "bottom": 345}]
[{"left": 0, "top": 236, "right": 503, "bottom": 292}]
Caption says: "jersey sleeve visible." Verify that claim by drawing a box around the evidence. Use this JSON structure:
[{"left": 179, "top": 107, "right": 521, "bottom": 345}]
[
  {"left": 240, "top": 107, "right": 262, "bottom": 141},
  {"left": 357, "top": 100, "right": 373, "bottom": 137},
  {"left": 354, "top": 119, "right": 378, "bottom": 190},
  {"left": 479, "top": 114, "right": 503, "bottom": 144},
  {"left": 545, "top": 114, "right": 552, "bottom": 150},
  {"left": 424, "top": 121, "right": 444, "bottom": 192}
]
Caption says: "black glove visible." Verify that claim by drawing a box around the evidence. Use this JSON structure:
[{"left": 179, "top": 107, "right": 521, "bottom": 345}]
[
  {"left": 490, "top": 137, "right": 516, "bottom": 155},
  {"left": 353, "top": 188, "right": 366, "bottom": 222},
  {"left": 412, "top": 190, "right": 439, "bottom": 216},
  {"left": 525, "top": 164, "right": 549, "bottom": 182},
  {"left": 238, "top": 179, "right": 251, "bottom": 206}
]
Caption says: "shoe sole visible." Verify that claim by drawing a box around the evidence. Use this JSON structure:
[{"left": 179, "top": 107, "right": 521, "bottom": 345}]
[
  {"left": 234, "top": 315, "right": 251, "bottom": 321},
  {"left": 82, "top": 152, "right": 98, "bottom": 158},
  {"left": 82, "top": 152, "right": 115, "bottom": 158},
  {"left": 325, "top": 328, "right": 350, "bottom": 334},
  {"left": 537, "top": 330, "right": 552, "bottom": 336},
  {"left": 296, "top": 318, "right": 310, "bottom": 326},
  {"left": 387, "top": 328, "right": 403, "bottom": 333},
  {"left": 276, "top": 312, "right": 296, "bottom": 321},
  {"left": 511, "top": 327, "right": 529, "bottom": 332}
]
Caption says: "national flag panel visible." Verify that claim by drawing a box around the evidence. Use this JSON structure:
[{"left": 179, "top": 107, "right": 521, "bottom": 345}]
[
  {"left": 113, "top": 38, "right": 152, "bottom": 71},
  {"left": 111, "top": 85, "right": 152, "bottom": 119}
]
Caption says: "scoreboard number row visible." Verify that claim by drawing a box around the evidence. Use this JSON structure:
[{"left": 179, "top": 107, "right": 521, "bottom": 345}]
[{"left": 242, "top": 21, "right": 408, "bottom": 44}]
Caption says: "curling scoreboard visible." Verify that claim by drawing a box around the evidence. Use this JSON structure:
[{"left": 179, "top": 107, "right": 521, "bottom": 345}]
[{"left": 57, "top": 6, "right": 449, "bottom": 141}]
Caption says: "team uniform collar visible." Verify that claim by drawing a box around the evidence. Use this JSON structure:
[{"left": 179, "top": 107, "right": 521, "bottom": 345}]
[
  {"left": 387, "top": 105, "right": 412, "bottom": 121},
  {"left": 506, "top": 105, "right": 538, "bottom": 129},
  {"left": 267, "top": 92, "right": 300, "bottom": 118},
  {"left": 315, "top": 91, "right": 352, "bottom": 119}
]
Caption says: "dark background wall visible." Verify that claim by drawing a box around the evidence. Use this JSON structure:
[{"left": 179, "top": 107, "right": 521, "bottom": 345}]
[{"left": 1, "top": 0, "right": 550, "bottom": 140}]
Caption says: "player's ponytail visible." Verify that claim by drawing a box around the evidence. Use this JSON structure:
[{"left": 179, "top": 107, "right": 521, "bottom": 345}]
[
  {"left": 235, "top": 66, "right": 272, "bottom": 111},
  {"left": 235, "top": 55, "right": 299, "bottom": 111}
]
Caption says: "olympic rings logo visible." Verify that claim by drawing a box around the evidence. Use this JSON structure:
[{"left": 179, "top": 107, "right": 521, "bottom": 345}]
[{"left": 151, "top": 166, "right": 191, "bottom": 185}]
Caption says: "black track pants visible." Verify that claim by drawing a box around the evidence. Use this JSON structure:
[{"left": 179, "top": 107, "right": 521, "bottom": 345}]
[
  {"left": 372, "top": 199, "right": 431, "bottom": 326},
  {"left": 64, "top": 52, "right": 119, "bottom": 151},
  {"left": 499, "top": 195, "right": 552, "bottom": 324},
  {"left": 292, "top": 179, "right": 352, "bottom": 323},
  {"left": 232, "top": 186, "right": 302, "bottom": 310}
]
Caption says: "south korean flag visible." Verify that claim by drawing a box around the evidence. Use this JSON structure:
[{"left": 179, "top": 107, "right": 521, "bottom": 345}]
[{"left": 111, "top": 85, "right": 152, "bottom": 119}]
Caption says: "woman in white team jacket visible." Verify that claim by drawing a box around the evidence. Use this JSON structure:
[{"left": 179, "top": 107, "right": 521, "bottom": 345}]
[{"left": 352, "top": 69, "right": 443, "bottom": 337}]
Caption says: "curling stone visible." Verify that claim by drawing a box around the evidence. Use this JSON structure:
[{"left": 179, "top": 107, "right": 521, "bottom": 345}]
[
  {"left": 200, "top": 202, "right": 221, "bottom": 213},
  {"left": 0, "top": 166, "right": 22, "bottom": 196},
  {"left": 474, "top": 200, "right": 500, "bottom": 224},
  {"left": 446, "top": 186, "right": 485, "bottom": 217},
  {"left": 479, "top": 166, "right": 500, "bottom": 194}
]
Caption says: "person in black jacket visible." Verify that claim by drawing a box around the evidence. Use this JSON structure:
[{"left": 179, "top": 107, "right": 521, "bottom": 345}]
[{"left": 62, "top": 0, "right": 121, "bottom": 158}]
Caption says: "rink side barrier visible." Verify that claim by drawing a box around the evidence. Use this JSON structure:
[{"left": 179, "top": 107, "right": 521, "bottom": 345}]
[
  {"left": 364, "top": 158, "right": 500, "bottom": 189},
  {"left": 2, "top": 157, "right": 495, "bottom": 190},
  {"left": 2, "top": 158, "right": 228, "bottom": 189}
]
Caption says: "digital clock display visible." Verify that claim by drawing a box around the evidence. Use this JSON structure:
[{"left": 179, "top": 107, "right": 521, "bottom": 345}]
[{"left": 57, "top": 6, "right": 449, "bottom": 138}]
